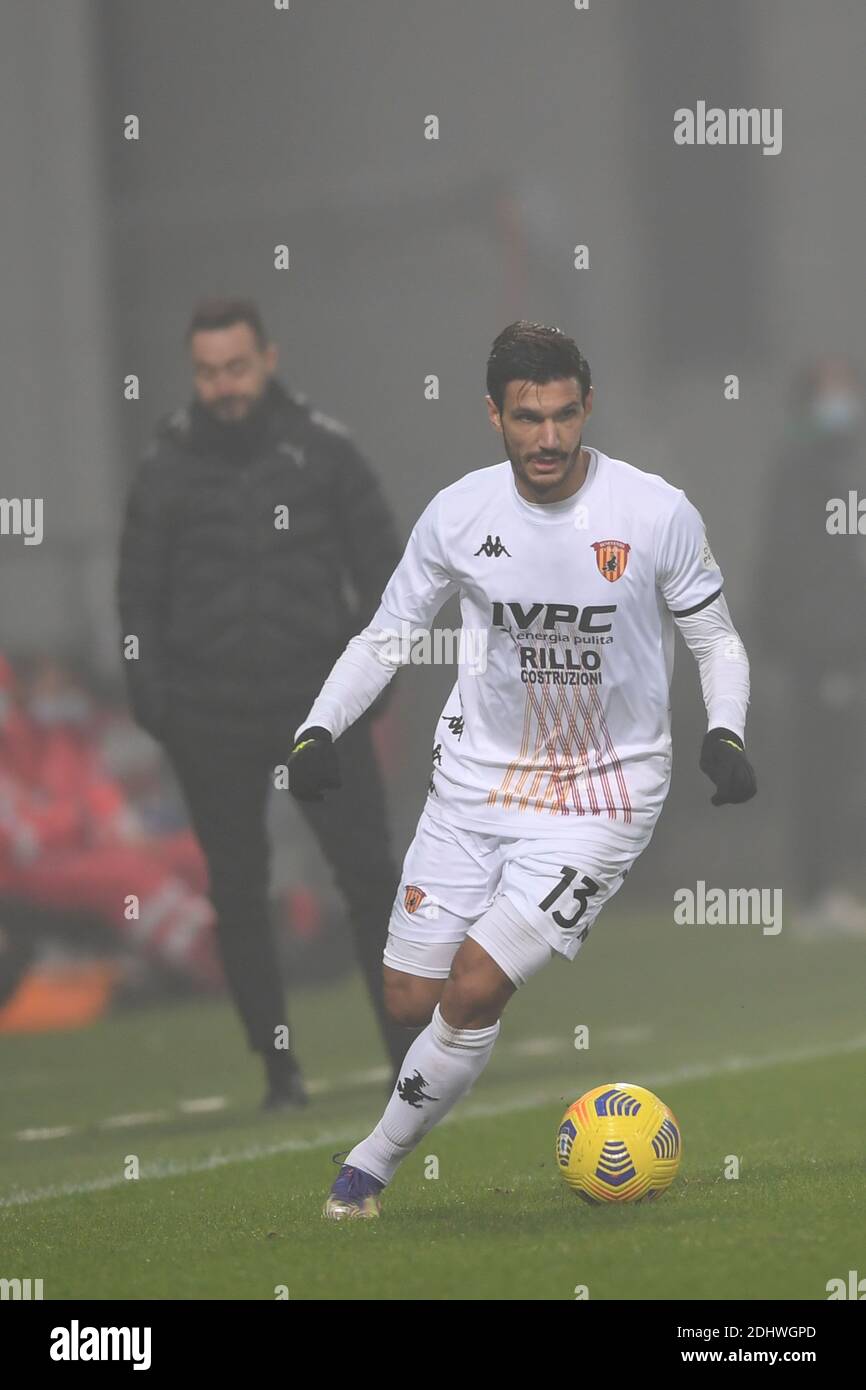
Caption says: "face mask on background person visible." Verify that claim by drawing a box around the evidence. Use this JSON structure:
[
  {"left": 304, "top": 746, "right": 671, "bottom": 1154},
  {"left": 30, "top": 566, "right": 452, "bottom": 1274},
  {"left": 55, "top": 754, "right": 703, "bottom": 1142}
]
[{"left": 808, "top": 390, "right": 863, "bottom": 438}]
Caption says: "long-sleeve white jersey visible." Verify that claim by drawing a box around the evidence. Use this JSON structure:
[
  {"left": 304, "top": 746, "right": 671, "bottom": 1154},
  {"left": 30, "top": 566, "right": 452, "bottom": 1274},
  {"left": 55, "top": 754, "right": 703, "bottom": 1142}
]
[{"left": 297, "top": 448, "right": 750, "bottom": 838}]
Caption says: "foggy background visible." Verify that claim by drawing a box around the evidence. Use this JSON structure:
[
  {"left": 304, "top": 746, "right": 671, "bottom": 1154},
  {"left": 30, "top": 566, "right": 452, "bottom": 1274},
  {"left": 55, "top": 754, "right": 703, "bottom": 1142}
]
[{"left": 2, "top": 0, "right": 864, "bottom": 906}]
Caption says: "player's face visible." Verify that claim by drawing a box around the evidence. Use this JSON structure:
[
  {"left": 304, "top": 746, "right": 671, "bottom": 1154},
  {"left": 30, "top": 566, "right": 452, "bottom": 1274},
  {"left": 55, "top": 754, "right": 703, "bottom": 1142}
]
[
  {"left": 190, "top": 324, "right": 277, "bottom": 422},
  {"left": 486, "top": 378, "right": 594, "bottom": 502}
]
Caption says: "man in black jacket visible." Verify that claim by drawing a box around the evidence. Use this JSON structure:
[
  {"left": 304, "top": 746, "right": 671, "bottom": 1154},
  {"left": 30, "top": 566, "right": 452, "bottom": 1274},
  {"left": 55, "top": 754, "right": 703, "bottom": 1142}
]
[{"left": 117, "top": 298, "right": 407, "bottom": 1107}]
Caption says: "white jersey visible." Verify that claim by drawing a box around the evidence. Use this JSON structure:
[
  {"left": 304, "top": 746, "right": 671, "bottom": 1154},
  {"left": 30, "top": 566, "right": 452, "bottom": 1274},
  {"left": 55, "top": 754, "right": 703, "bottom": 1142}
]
[
  {"left": 370, "top": 448, "right": 723, "bottom": 837},
  {"left": 298, "top": 446, "right": 739, "bottom": 839}
]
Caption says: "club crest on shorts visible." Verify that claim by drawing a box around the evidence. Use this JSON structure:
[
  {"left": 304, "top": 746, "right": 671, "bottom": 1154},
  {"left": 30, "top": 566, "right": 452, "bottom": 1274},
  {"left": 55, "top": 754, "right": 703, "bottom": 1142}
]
[
  {"left": 592, "top": 539, "right": 631, "bottom": 582},
  {"left": 404, "top": 885, "right": 426, "bottom": 914}
]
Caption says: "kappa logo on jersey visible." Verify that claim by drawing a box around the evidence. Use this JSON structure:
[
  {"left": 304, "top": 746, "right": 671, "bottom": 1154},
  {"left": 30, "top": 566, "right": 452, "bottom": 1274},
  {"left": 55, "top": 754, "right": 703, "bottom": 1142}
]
[
  {"left": 475, "top": 534, "right": 511, "bottom": 558},
  {"left": 397, "top": 1069, "right": 440, "bottom": 1108},
  {"left": 592, "top": 539, "right": 631, "bottom": 582},
  {"left": 404, "top": 884, "right": 427, "bottom": 914}
]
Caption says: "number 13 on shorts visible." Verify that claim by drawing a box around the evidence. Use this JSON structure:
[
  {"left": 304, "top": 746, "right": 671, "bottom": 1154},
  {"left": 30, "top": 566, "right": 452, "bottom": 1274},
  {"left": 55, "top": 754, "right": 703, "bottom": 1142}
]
[{"left": 538, "top": 866, "right": 602, "bottom": 941}]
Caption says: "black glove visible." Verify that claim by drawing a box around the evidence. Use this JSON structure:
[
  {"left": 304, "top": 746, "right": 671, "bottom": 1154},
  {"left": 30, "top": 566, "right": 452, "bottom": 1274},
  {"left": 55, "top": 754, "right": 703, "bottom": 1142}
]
[
  {"left": 288, "top": 726, "right": 341, "bottom": 803},
  {"left": 699, "top": 727, "right": 757, "bottom": 807}
]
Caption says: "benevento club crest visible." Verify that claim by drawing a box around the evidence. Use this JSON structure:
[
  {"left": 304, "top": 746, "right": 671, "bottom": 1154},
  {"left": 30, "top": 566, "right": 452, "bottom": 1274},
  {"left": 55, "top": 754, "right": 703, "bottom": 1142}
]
[
  {"left": 404, "top": 885, "right": 426, "bottom": 914},
  {"left": 592, "top": 539, "right": 631, "bottom": 582}
]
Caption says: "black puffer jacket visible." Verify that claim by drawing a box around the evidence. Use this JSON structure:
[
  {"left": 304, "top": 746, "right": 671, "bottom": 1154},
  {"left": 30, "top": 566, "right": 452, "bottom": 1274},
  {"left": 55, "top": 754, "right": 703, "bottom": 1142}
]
[{"left": 117, "top": 380, "right": 402, "bottom": 735}]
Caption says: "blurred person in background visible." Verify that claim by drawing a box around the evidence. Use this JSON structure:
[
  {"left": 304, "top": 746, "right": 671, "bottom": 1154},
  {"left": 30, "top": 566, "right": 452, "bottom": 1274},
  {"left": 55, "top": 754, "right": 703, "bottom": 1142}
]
[
  {"left": 117, "top": 299, "right": 407, "bottom": 1109},
  {"left": 19, "top": 654, "right": 207, "bottom": 888},
  {"left": 753, "top": 356, "right": 866, "bottom": 936},
  {"left": 0, "top": 652, "right": 222, "bottom": 997}
]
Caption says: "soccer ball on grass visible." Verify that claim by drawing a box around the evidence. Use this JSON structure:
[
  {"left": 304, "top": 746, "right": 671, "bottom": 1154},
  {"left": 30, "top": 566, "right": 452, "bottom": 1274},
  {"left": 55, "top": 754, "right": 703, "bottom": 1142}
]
[{"left": 556, "top": 1081, "right": 682, "bottom": 1204}]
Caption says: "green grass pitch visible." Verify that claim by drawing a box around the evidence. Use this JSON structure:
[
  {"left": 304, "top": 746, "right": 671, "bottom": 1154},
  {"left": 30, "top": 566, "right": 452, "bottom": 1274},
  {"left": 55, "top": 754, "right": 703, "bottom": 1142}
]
[{"left": 1, "top": 910, "right": 864, "bottom": 1300}]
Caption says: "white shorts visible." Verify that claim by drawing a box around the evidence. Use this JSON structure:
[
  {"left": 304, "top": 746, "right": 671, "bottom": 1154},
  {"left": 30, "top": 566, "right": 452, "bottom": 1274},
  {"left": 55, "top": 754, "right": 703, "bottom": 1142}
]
[{"left": 383, "top": 804, "right": 656, "bottom": 983}]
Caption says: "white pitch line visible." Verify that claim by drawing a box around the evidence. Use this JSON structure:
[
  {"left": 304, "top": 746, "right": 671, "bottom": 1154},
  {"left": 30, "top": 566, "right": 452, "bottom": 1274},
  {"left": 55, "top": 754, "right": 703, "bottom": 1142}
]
[
  {"left": 347, "top": 1066, "right": 391, "bottom": 1085},
  {"left": 304, "top": 1078, "right": 336, "bottom": 1097},
  {"left": 14, "top": 1126, "right": 76, "bottom": 1143},
  {"left": 599, "top": 1024, "right": 654, "bottom": 1046},
  {"left": 3, "top": 1031, "right": 866, "bottom": 1210},
  {"left": 497, "top": 1027, "right": 653, "bottom": 1058},
  {"left": 7, "top": 1042, "right": 635, "bottom": 1143},
  {"left": 98, "top": 1111, "right": 171, "bottom": 1130},
  {"left": 177, "top": 1097, "right": 228, "bottom": 1115},
  {"left": 510, "top": 1037, "right": 562, "bottom": 1058}
]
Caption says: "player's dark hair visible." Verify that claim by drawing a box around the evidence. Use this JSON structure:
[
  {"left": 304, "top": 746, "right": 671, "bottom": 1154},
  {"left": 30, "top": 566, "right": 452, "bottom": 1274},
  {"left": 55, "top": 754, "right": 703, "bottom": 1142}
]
[
  {"left": 486, "top": 321, "right": 591, "bottom": 413},
  {"left": 186, "top": 298, "right": 268, "bottom": 349}
]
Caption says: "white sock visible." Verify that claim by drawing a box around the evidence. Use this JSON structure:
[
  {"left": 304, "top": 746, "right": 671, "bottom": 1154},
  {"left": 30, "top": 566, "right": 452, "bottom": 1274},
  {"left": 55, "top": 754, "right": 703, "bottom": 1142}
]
[{"left": 345, "top": 1003, "right": 501, "bottom": 1185}]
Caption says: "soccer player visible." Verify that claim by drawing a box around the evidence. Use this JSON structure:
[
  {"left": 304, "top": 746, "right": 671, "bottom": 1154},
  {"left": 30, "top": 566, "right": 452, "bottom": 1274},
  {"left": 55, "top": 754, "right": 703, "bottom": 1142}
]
[{"left": 288, "top": 321, "right": 756, "bottom": 1218}]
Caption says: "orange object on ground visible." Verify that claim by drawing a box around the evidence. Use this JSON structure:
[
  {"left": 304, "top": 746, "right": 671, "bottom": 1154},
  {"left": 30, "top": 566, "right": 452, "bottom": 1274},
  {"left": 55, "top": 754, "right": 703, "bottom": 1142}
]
[{"left": 0, "top": 960, "right": 119, "bottom": 1033}]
